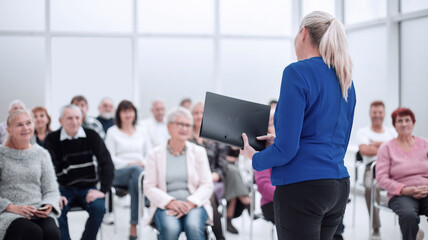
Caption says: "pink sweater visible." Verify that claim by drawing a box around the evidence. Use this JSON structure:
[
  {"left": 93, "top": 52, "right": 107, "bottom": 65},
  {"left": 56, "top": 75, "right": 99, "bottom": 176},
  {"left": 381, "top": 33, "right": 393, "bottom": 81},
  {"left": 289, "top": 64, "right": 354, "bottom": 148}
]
[
  {"left": 254, "top": 168, "right": 275, "bottom": 207},
  {"left": 376, "top": 137, "right": 428, "bottom": 202}
]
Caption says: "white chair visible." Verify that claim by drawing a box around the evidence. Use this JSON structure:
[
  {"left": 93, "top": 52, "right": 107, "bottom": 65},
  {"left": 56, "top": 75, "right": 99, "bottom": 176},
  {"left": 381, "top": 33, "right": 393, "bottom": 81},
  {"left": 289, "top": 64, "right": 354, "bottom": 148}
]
[{"left": 369, "top": 162, "right": 395, "bottom": 239}]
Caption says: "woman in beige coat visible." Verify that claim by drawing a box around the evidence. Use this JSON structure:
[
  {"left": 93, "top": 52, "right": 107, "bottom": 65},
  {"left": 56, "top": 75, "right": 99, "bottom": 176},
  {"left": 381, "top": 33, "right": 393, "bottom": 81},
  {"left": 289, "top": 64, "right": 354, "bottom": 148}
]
[{"left": 143, "top": 107, "right": 213, "bottom": 240}]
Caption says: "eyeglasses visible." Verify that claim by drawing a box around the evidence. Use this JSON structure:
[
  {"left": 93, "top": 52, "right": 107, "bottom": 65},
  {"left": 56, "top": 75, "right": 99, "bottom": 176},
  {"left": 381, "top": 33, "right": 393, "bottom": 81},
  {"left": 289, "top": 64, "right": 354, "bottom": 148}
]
[{"left": 172, "top": 122, "right": 193, "bottom": 129}]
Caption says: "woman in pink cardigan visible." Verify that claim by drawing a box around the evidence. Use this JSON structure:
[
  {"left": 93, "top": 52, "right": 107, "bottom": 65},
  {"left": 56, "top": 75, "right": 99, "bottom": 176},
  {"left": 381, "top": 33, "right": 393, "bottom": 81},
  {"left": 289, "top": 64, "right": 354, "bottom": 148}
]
[
  {"left": 143, "top": 107, "right": 214, "bottom": 240},
  {"left": 376, "top": 107, "right": 428, "bottom": 240}
]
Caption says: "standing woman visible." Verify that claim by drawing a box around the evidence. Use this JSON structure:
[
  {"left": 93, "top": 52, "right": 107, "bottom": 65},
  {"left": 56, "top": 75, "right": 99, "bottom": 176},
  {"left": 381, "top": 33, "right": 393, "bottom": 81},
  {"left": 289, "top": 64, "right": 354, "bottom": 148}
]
[
  {"left": 31, "top": 107, "right": 52, "bottom": 146},
  {"left": 0, "top": 110, "right": 61, "bottom": 240},
  {"left": 105, "top": 100, "right": 152, "bottom": 240},
  {"left": 241, "top": 11, "right": 356, "bottom": 240}
]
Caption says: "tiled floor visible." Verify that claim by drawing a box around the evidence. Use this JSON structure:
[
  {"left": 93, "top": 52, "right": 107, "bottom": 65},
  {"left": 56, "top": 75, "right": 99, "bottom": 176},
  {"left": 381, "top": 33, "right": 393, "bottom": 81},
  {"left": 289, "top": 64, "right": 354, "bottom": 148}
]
[{"left": 67, "top": 153, "right": 428, "bottom": 240}]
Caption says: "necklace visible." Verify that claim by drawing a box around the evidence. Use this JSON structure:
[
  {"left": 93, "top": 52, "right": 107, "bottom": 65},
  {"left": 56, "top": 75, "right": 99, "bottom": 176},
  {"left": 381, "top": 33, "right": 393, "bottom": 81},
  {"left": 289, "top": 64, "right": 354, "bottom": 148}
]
[{"left": 167, "top": 142, "right": 187, "bottom": 156}]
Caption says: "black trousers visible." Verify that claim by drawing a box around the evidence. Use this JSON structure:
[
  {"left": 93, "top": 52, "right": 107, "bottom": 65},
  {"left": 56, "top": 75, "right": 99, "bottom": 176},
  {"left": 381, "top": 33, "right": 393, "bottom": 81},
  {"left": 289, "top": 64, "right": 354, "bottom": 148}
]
[
  {"left": 389, "top": 195, "right": 428, "bottom": 240},
  {"left": 261, "top": 202, "right": 275, "bottom": 224},
  {"left": 4, "top": 217, "right": 61, "bottom": 240},
  {"left": 273, "top": 178, "right": 350, "bottom": 240},
  {"left": 210, "top": 194, "right": 225, "bottom": 240}
]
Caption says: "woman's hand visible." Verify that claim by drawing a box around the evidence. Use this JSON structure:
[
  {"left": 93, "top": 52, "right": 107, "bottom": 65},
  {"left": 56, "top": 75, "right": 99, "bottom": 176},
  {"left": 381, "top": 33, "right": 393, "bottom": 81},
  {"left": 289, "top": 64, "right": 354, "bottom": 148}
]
[
  {"left": 212, "top": 172, "right": 220, "bottom": 182},
  {"left": 33, "top": 205, "right": 53, "bottom": 218},
  {"left": 225, "top": 156, "right": 238, "bottom": 163},
  {"left": 400, "top": 186, "right": 417, "bottom": 196},
  {"left": 59, "top": 196, "right": 68, "bottom": 209},
  {"left": 129, "top": 161, "right": 145, "bottom": 168},
  {"left": 86, "top": 189, "right": 105, "bottom": 203},
  {"left": 5, "top": 204, "right": 36, "bottom": 219},
  {"left": 413, "top": 186, "right": 428, "bottom": 199},
  {"left": 165, "top": 200, "right": 187, "bottom": 218},
  {"left": 257, "top": 133, "right": 275, "bottom": 148},
  {"left": 240, "top": 133, "right": 258, "bottom": 160},
  {"left": 400, "top": 186, "right": 428, "bottom": 199}
]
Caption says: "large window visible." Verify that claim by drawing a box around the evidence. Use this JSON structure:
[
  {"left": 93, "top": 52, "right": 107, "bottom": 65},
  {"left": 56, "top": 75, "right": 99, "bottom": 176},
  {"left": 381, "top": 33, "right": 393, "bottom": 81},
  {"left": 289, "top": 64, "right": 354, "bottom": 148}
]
[{"left": 1, "top": 1, "right": 428, "bottom": 139}]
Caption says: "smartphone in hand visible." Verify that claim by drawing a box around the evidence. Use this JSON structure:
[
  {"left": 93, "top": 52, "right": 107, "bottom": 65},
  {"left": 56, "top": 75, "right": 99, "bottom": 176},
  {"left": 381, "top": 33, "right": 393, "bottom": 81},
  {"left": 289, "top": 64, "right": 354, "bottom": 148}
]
[{"left": 37, "top": 205, "right": 49, "bottom": 211}]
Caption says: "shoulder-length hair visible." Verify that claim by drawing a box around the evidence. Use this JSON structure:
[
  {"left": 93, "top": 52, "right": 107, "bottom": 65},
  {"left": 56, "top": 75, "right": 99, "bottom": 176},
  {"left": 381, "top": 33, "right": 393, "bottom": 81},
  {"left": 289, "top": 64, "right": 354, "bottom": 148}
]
[{"left": 115, "top": 100, "right": 138, "bottom": 128}]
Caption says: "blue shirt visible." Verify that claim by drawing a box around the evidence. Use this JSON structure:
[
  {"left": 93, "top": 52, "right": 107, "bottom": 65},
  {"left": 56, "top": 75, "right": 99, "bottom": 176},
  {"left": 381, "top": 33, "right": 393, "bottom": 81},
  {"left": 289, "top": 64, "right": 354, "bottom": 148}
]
[{"left": 252, "top": 57, "right": 356, "bottom": 186}]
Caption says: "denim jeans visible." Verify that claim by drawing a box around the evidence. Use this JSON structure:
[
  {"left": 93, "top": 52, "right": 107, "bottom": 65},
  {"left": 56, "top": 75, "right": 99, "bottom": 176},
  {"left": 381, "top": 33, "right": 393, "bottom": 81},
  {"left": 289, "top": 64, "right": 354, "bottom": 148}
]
[
  {"left": 154, "top": 207, "right": 208, "bottom": 240},
  {"left": 59, "top": 187, "right": 106, "bottom": 240},
  {"left": 113, "top": 165, "right": 144, "bottom": 224}
]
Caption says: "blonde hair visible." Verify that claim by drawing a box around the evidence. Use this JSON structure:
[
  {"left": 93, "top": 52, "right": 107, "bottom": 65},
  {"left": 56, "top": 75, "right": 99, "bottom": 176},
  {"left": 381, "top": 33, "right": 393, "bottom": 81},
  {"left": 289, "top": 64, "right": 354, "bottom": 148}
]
[
  {"left": 301, "top": 11, "right": 353, "bottom": 100},
  {"left": 4, "top": 109, "right": 33, "bottom": 146}
]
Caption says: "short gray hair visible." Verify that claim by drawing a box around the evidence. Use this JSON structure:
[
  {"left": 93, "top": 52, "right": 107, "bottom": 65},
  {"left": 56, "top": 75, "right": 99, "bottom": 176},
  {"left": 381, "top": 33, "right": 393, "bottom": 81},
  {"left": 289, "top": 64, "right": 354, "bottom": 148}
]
[
  {"left": 166, "top": 107, "right": 193, "bottom": 125},
  {"left": 8, "top": 99, "right": 26, "bottom": 112},
  {"left": 59, "top": 104, "right": 82, "bottom": 119}
]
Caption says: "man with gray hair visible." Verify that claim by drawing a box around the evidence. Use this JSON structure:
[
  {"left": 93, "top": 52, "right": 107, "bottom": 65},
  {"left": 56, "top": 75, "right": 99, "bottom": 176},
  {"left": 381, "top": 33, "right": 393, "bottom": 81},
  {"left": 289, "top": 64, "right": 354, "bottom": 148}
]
[
  {"left": 44, "top": 104, "right": 114, "bottom": 240},
  {"left": 0, "top": 99, "right": 26, "bottom": 144},
  {"left": 96, "top": 97, "right": 115, "bottom": 133},
  {"left": 140, "top": 100, "right": 169, "bottom": 148}
]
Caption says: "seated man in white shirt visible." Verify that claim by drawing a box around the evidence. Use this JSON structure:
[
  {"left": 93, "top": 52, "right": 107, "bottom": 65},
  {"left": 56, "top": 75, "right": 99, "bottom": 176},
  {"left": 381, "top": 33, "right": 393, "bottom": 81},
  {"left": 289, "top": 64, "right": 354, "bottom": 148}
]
[
  {"left": 140, "top": 100, "right": 169, "bottom": 148},
  {"left": 356, "top": 100, "right": 397, "bottom": 239}
]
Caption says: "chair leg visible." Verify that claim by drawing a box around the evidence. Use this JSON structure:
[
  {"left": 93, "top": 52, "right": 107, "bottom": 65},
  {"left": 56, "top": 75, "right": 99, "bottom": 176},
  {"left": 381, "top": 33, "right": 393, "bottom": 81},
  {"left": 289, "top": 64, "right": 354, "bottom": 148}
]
[
  {"left": 221, "top": 198, "right": 227, "bottom": 237},
  {"left": 137, "top": 172, "right": 145, "bottom": 240}
]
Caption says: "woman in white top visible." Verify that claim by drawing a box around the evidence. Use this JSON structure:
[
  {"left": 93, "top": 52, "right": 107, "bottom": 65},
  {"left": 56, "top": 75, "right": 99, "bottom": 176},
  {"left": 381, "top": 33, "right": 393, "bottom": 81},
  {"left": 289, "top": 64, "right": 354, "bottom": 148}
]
[{"left": 105, "top": 100, "right": 151, "bottom": 240}]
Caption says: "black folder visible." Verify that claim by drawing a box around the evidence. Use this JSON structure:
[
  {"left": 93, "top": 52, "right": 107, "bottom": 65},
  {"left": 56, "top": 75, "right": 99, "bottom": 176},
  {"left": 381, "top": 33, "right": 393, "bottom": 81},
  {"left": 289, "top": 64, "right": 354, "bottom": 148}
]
[{"left": 200, "top": 92, "right": 270, "bottom": 151}]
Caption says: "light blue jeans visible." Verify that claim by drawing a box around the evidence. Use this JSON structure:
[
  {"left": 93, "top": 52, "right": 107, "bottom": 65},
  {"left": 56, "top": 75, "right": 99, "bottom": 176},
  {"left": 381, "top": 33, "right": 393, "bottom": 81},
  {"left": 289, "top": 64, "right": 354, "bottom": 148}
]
[
  {"left": 112, "top": 165, "right": 143, "bottom": 224},
  {"left": 154, "top": 207, "right": 208, "bottom": 240}
]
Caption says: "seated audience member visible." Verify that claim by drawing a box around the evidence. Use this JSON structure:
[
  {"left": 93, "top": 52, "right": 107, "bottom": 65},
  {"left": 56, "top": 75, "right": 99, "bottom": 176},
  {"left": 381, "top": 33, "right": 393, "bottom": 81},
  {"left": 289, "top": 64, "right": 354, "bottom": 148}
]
[
  {"left": 44, "top": 104, "right": 114, "bottom": 240},
  {"left": 223, "top": 145, "right": 251, "bottom": 234},
  {"left": 0, "top": 99, "right": 26, "bottom": 144},
  {"left": 376, "top": 107, "right": 428, "bottom": 240},
  {"left": 96, "top": 97, "right": 115, "bottom": 133},
  {"left": 105, "top": 100, "right": 151, "bottom": 240},
  {"left": 140, "top": 100, "right": 169, "bottom": 148},
  {"left": 357, "top": 101, "right": 396, "bottom": 239},
  {"left": 254, "top": 109, "right": 276, "bottom": 224},
  {"left": 180, "top": 98, "right": 192, "bottom": 110},
  {"left": 0, "top": 110, "right": 61, "bottom": 240},
  {"left": 144, "top": 107, "right": 213, "bottom": 240},
  {"left": 31, "top": 106, "right": 52, "bottom": 147},
  {"left": 71, "top": 95, "right": 105, "bottom": 139},
  {"left": 190, "top": 102, "right": 227, "bottom": 240}
]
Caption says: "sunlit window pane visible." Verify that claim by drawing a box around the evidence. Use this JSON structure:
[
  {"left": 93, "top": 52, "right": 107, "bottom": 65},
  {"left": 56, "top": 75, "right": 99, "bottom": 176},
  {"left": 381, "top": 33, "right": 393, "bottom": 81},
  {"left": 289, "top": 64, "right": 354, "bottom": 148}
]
[
  {"left": 401, "top": 0, "right": 428, "bottom": 13},
  {"left": 0, "top": 0, "right": 45, "bottom": 31},
  {"left": 138, "top": 38, "right": 214, "bottom": 118},
  {"left": 51, "top": 0, "right": 133, "bottom": 32},
  {"left": 0, "top": 37, "right": 45, "bottom": 118},
  {"left": 218, "top": 39, "right": 293, "bottom": 105},
  {"left": 51, "top": 37, "right": 133, "bottom": 127},
  {"left": 302, "top": 0, "right": 335, "bottom": 18},
  {"left": 138, "top": 0, "right": 214, "bottom": 34},
  {"left": 221, "top": 0, "right": 292, "bottom": 36},
  {"left": 401, "top": 17, "right": 428, "bottom": 137},
  {"left": 345, "top": 0, "right": 386, "bottom": 25}
]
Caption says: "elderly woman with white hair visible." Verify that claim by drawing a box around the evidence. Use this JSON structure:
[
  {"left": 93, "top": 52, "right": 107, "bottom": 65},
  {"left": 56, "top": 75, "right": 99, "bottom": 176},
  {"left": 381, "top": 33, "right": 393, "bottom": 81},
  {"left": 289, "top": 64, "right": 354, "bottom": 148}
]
[
  {"left": 0, "top": 99, "right": 26, "bottom": 144},
  {"left": 0, "top": 109, "right": 61, "bottom": 240},
  {"left": 143, "top": 107, "right": 213, "bottom": 240}
]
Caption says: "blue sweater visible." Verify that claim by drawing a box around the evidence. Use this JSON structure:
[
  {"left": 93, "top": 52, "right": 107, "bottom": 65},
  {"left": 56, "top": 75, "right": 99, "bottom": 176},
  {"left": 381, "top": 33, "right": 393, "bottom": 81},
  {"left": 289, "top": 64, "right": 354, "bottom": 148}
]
[{"left": 253, "top": 57, "right": 356, "bottom": 186}]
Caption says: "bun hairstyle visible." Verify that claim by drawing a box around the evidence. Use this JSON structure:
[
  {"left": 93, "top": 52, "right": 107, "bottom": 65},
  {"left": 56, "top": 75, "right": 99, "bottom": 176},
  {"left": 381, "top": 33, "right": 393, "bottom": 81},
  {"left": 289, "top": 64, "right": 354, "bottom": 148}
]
[{"left": 301, "top": 11, "right": 353, "bottom": 100}]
